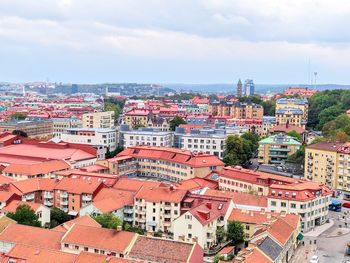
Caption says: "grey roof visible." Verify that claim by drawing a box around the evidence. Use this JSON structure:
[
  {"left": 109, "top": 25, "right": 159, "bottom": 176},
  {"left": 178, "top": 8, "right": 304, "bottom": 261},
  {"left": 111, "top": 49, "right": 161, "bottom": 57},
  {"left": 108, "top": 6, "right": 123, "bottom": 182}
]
[
  {"left": 258, "top": 236, "right": 283, "bottom": 261},
  {"left": 276, "top": 108, "right": 303, "bottom": 114}
]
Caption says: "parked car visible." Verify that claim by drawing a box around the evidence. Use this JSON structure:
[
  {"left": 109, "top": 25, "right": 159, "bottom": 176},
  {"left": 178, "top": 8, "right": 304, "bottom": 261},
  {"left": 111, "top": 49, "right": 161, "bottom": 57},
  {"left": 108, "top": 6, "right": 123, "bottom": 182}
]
[
  {"left": 342, "top": 202, "right": 350, "bottom": 208},
  {"left": 309, "top": 255, "right": 319, "bottom": 263}
]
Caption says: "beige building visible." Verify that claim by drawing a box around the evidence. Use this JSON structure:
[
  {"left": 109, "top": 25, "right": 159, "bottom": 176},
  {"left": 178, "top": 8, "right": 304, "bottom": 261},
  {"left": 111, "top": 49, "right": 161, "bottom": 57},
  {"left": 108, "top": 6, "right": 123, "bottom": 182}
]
[
  {"left": 258, "top": 134, "right": 301, "bottom": 165},
  {"left": 208, "top": 101, "right": 263, "bottom": 119},
  {"left": 134, "top": 185, "right": 186, "bottom": 233},
  {"left": 82, "top": 111, "right": 115, "bottom": 129},
  {"left": 52, "top": 118, "right": 82, "bottom": 138},
  {"left": 117, "top": 145, "right": 225, "bottom": 182},
  {"left": 0, "top": 119, "right": 53, "bottom": 139}
]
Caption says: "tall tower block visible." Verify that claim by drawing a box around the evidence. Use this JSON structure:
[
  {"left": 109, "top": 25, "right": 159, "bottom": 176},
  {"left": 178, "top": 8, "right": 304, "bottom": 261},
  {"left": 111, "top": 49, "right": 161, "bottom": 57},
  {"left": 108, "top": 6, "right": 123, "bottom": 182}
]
[{"left": 236, "top": 79, "right": 242, "bottom": 97}]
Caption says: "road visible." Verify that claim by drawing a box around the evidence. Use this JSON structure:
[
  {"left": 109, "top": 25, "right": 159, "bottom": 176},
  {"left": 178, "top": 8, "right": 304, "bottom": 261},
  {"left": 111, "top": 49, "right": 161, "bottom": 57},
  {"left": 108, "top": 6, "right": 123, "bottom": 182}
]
[{"left": 292, "top": 209, "right": 350, "bottom": 263}]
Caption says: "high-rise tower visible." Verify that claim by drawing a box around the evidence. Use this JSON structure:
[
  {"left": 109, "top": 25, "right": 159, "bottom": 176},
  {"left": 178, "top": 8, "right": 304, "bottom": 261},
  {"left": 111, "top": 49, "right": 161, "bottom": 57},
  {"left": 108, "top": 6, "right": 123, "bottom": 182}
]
[{"left": 236, "top": 79, "right": 242, "bottom": 97}]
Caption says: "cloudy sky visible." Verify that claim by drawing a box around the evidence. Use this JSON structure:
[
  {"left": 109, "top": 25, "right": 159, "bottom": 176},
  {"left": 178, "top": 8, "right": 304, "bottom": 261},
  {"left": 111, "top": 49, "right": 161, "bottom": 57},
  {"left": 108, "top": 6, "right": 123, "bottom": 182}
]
[{"left": 0, "top": 0, "right": 349, "bottom": 84}]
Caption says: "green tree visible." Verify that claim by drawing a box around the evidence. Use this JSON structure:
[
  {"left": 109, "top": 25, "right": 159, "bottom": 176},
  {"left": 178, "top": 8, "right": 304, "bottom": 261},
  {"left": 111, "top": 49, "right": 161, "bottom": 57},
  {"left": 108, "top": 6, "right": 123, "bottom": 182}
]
[
  {"left": 226, "top": 221, "right": 244, "bottom": 244},
  {"left": 10, "top": 112, "right": 27, "bottom": 121},
  {"left": 50, "top": 207, "right": 70, "bottom": 228},
  {"left": 287, "top": 130, "right": 302, "bottom": 142},
  {"left": 335, "top": 131, "right": 349, "bottom": 143},
  {"left": 123, "top": 223, "right": 145, "bottom": 235},
  {"left": 287, "top": 145, "right": 305, "bottom": 164},
  {"left": 169, "top": 116, "right": 187, "bottom": 131},
  {"left": 12, "top": 130, "right": 28, "bottom": 137},
  {"left": 216, "top": 227, "right": 226, "bottom": 243},
  {"left": 93, "top": 213, "right": 121, "bottom": 230},
  {"left": 7, "top": 204, "right": 41, "bottom": 227},
  {"left": 213, "top": 255, "right": 225, "bottom": 263},
  {"left": 238, "top": 95, "right": 262, "bottom": 104},
  {"left": 261, "top": 100, "right": 276, "bottom": 116}
]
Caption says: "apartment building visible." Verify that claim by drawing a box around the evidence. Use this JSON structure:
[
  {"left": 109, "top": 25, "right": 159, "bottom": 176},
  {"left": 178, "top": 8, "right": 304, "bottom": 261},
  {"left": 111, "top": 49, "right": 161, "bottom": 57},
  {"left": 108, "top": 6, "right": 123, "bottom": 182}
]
[
  {"left": 305, "top": 142, "right": 350, "bottom": 198},
  {"left": 82, "top": 111, "right": 115, "bottom": 129},
  {"left": 258, "top": 134, "right": 301, "bottom": 164},
  {"left": 61, "top": 127, "right": 117, "bottom": 159},
  {"left": 208, "top": 101, "right": 263, "bottom": 119},
  {"left": 218, "top": 166, "right": 296, "bottom": 195},
  {"left": 2, "top": 160, "right": 70, "bottom": 180},
  {"left": 174, "top": 126, "right": 247, "bottom": 159},
  {"left": 54, "top": 178, "right": 104, "bottom": 216},
  {"left": 117, "top": 146, "right": 225, "bottom": 182},
  {"left": 97, "top": 156, "right": 137, "bottom": 177},
  {"left": 123, "top": 109, "right": 152, "bottom": 128},
  {"left": 0, "top": 119, "right": 53, "bottom": 139},
  {"left": 173, "top": 194, "right": 234, "bottom": 250},
  {"left": 121, "top": 128, "right": 173, "bottom": 148},
  {"left": 275, "top": 98, "right": 308, "bottom": 128},
  {"left": 134, "top": 185, "right": 187, "bottom": 232},
  {"left": 267, "top": 181, "right": 332, "bottom": 231},
  {"left": 52, "top": 118, "right": 82, "bottom": 138}
]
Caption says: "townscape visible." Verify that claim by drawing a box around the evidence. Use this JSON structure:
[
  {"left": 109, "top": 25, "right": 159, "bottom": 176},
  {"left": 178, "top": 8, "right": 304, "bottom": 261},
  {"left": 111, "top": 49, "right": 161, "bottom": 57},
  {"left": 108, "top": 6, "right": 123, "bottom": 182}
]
[{"left": 0, "top": 82, "right": 348, "bottom": 263}]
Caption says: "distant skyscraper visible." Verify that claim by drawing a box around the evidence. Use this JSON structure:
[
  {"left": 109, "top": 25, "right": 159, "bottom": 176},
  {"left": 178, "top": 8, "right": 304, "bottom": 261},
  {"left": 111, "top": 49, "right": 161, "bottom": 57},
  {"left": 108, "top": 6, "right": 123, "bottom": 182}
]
[
  {"left": 244, "top": 79, "right": 255, "bottom": 96},
  {"left": 236, "top": 79, "right": 242, "bottom": 97}
]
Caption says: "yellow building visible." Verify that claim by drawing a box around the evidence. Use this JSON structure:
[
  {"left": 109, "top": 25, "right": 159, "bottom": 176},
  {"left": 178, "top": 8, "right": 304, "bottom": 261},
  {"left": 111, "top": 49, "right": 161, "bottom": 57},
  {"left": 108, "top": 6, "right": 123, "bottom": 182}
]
[
  {"left": 82, "top": 111, "right": 115, "bottom": 129},
  {"left": 305, "top": 142, "right": 350, "bottom": 198},
  {"left": 208, "top": 101, "right": 263, "bottom": 119},
  {"left": 275, "top": 98, "right": 308, "bottom": 128},
  {"left": 123, "top": 109, "right": 151, "bottom": 128},
  {"left": 258, "top": 134, "right": 301, "bottom": 165}
]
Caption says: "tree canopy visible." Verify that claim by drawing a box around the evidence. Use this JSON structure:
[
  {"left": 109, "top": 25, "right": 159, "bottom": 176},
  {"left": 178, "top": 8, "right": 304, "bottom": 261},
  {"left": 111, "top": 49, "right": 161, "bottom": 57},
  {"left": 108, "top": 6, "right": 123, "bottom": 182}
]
[
  {"left": 223, "top": 133, "right": 259, "bottom": 166},
  {"left": 10, "top": 112, "right": 27, "bottom": 121},
  {"left": 49, "top": 207, "right": 70, "bottom": 228},
  {"left": 93, "top": 213, "right": 121, "bottom": 230},
  {"left": 226, "top": 221, "right": 244, "bottom": 244},
  {"left": 169, "top": 116, "right": 187, "bottom": 131},
  {"left": 7, "top": 204, "right": 41, "bottom": 227},
  {"left": 287, "top": 130, "right": 302, "bottom": 142},
  {"left": 308, "top": 89, "right": 350, "bottom": 130}
]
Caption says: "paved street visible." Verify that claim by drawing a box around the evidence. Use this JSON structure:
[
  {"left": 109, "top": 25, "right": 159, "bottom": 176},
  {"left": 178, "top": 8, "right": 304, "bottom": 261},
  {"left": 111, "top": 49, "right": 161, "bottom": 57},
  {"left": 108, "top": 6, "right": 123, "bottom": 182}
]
[{"left": 292, "top": 209, "right": 350, "bottom": 263}]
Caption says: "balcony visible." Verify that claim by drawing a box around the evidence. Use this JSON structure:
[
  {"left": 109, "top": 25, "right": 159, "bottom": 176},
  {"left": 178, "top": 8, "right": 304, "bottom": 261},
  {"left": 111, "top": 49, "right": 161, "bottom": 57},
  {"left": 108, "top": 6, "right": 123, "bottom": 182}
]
[
  {"left": 60, "top": 192, "right": 68, "bottom": 198},
  {"left": 164, "top": 204, "right": 172, "bottom": 209},
  {"left": 82, "top": 195, "right": 92, "bottom": 201},
  {"left": 44, "top": 192, "right": 54, "bottom": 199},
  {"left": 44, "top": 200, "right": 53, "bottom": 206},
  {"left": 268, "top": 147, "right": 289, "bottom": 152},
  {"left": 268, "top": 154, "right": 287, "bottom": 158},
  {"left": 138, "top": 218, "right": 146, "bottom": 223},
  {"left": 139, "top": 210, "right": 146, "bottom": 215},
  {"left": 25, "top": 193, "right": 35, "bottom": 200},
  {"left": 164, "top": 221, "right": 171, "bottom": 226},
  {"left": 124, "top": 216, "right": 133, "bottom": 222},
  {"left": 164, "top": 213, "right": 172, "bottom": 219},
  {"left": 217, "top": 220, "right": 225, "bottom": 227},
  {"left": 124, "top": 208, "right": 133, "bottom": 214},
  {"left": 61, "top": 200, "right": 68, "bottom": 205}
]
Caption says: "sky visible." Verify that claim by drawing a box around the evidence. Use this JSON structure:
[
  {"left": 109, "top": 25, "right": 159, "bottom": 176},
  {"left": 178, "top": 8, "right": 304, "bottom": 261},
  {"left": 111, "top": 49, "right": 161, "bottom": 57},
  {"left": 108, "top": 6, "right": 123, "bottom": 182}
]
[{"left": 0, "top": 0, "right": 350, "bottom": 84}]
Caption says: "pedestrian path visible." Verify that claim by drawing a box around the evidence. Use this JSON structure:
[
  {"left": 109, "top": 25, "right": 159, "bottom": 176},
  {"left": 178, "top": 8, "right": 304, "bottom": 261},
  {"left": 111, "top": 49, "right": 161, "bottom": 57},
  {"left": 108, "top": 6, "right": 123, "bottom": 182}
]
[{"left": 303, "top": 220, "right": 334, "bottom": 237}]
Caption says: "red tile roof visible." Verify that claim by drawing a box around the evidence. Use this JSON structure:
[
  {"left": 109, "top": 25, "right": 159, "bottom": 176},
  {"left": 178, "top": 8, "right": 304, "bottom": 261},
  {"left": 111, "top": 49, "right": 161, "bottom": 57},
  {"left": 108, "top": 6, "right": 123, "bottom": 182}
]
[
  {"left": 176, "top": 177, "right": 218, "bottom": 191},
  {"left": 0, "top": 224, "right": 63, "bottom": 250},
  {"left": 135, "top": 185, "right": 187, "bottom": 203},
  {"left": 204, "top": 189, "right": 268, "bottom": 208},
  {"left": 10, "top": 178, "right": 58, "bottom": 194},
  {"left": 62, "top": 224, "right": 136, "bottom": 253},
  {"left": 74, "top": 252, "right": 136, "bottom": 263},
  {"left": 267, "top": 217, "right": 294, "bottom": 245},
  {"left": 269, "top": 124, "right": 306, "bottom": 134},
  {"left": 6, "top": 244, "right": 77, "bottom": 263},
  {"left": 306, "top": 142, "right": 343, "bottom": 152},
  {"left": 229, "top": 209, "right": 277, "bottom": 224},
  {"left": 113, "top": 177, "right": 162, "bottom": 193},
  {"left": 3, "top": 160, "right": 70, "bottom": 176},
  {"left": 118, "top": 146, "right": 224, "bottom": 168},
  {"left": 1, "top": 200, "right": 42, "bottom": 214},
  {"left": 128, "top": 236, "right": 203, "bottom": 263},
  {"left": 243, "top": 248, "right": 272, "bottom": 263},
  {"left": 54, "top": 177, "right": 102, "bottom": 194},
  {"left": 53, "top": 215, "right": 101, "bottom": 233}
]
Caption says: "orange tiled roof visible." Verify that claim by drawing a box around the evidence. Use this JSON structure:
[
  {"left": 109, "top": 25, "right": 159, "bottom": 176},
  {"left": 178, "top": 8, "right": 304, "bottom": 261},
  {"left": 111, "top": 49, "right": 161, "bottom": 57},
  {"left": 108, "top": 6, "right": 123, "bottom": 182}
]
[
  {"left": 53, "top": 215, "right": 101, "bottom": 233},
  {"left": 3, "top": 160, "right": 70, "bottom": 176},
  {"left": 204, "top": 189, "right": 268, "bottom": 208},
  {"left": 1, "top": 200, "right": 42, "bottom": 214},
  {"left": 74, "top": 252, "right": 137, "bottom": 263},
  {"left": 128, "top": 236, "right": 202, "bottom": 263},
  {"left": 10, "top": 178, "right": 58, "bottom": 194},
  {"left": 267, "top": 217, "right": 294, "bottom": 245},
  {"left": 229, "top": 209, "right": 277, "bottom": 225},
  {"left": 243, "top": 248, "right": 272, "bottom": 263},
  {"left": 0, "top": 224, "right": 63, "bottom": 250},
  {"left": 62, "top": 224, "right": 136, "bottom": 253},
  {"left": 54, "top": 177, "right": 102, "bottom": 194},
  {"left": 135, "top": 185, "right": 187, "bottom": 203},
  {"left": 113, "top": 177, "right": 162, "bottom": 193},
  {"left": 6, "top": 244, "right": 77, "bottom": 263},
  {"left": 175, "top": 177, "right": 218, "bottom": 191},
  {"left": 118, "top": 146, "right": 224, "bottom": 168}
]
